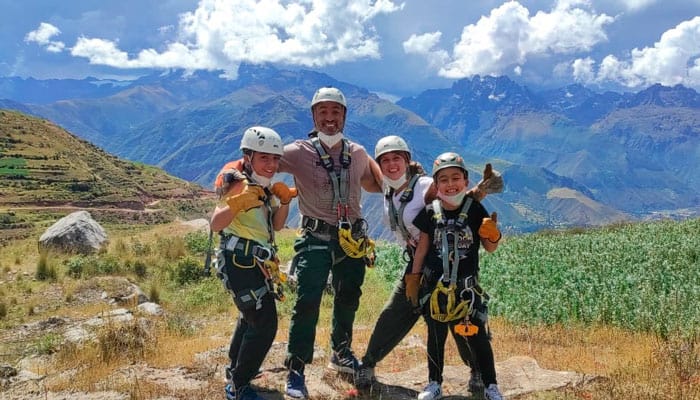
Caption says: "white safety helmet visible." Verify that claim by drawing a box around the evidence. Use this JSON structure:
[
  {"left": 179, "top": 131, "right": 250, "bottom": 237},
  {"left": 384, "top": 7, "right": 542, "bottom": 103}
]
[
  {"left": 432, "top": 152, "right": 468, "bottom": 179},
  {"left": 311, "top": 87, "right": 347, "bottom": 109},
  {"left": 374, "top": 135, "right": 411, "bottom": 161},
  {"left": 240, "top": 126, "right": 284, "bottom": 156}
]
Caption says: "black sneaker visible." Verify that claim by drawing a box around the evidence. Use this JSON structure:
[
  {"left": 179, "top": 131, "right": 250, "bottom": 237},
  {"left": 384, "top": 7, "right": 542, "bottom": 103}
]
[
  {"left": 468, "top": 368, "right": 484, "bottom": 392},
  {"left": 225, "top": 384, "right": 266, "bottom": 400},
  {"left": 354, "top": 363, "right": 375, "bottom": 388},
  {"left": 327, "top": 349, "right": 360, "bottom": 374}
]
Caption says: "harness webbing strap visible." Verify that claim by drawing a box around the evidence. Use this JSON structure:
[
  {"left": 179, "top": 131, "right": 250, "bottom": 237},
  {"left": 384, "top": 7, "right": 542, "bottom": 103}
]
[
  {"left": 243, "top": 172, "right": 277, "bottom": 251},
  {"left": 387, "top": 174, "right": 419, "bottom": 246},
  {"left": 431, "top": 197, "right": 473, "bottom": 287},
  {"left": 310, "top": 137, "right": 351, "bottom": 220}
]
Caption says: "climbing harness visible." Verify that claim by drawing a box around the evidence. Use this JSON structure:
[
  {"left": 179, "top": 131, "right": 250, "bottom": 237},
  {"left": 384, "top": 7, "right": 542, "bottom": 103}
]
[
  {"left": 427, "top": 197, "right": 483, "bottom": 323},
  {"left": 309, "top": 136, "right": 376, "bottom": 264}
]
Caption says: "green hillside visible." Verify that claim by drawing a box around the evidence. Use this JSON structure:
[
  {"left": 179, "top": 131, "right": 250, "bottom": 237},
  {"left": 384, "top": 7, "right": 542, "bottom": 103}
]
[
  {"left": 0, "top": 109, "right": 214, "bottom": 243},
  {"left": 0, "top": 109, "right": 205, "bottom": 205}
]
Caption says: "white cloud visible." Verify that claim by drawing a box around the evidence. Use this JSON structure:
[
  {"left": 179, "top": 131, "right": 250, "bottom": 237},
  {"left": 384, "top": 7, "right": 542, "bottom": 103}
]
[
  {"left": 405, "top": 0, "right": 613, "bottom": 79},
  {"left": 25, "top": 22, "right": 65, "bottom": 53},
  {"left": 403, "top": 32, "right": 449, "bottom": 70},
  {"left": 572, "top": 16, "right": 700, "bottom": 89},
  {"left": 56, "top": 0, "right": 402, "bottom": 78},
  {"left": 614, "top": 0, "right": 658, "bottom": 11}
]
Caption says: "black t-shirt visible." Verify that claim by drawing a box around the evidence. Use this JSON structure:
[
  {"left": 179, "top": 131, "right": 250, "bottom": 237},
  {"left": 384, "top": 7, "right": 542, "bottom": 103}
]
[{"left": 413, "top": 197, "right": 489, "bottom": 280}]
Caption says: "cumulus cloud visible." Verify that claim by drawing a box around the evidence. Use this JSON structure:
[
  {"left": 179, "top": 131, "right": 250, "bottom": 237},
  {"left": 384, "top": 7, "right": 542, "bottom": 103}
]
[
  {"left": 403, "top": 32, "right": 449, "bottom": 69},
  {"left": 572, "top": 16, "right": 700, "bottom": 89},
  {"left": 25, "top": 22, "right": 65, "bottom": 53},
  {"left": 404, "top": 0, "right": 613, "bottom": 79},
  {"left": 33, "top": 0, "right": 403, "bottom": 78}
]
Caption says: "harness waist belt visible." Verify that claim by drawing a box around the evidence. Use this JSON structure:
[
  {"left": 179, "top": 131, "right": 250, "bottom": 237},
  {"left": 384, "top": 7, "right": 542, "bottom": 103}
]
[
  {"left": 301, "top": 216, "right": 336, "bottom": 235},
  {"left": 221, "top": 235, "right": 274, "bottom": 260},
  {"left": 301, "top": 216, "right": 366, "bottom": 236}
]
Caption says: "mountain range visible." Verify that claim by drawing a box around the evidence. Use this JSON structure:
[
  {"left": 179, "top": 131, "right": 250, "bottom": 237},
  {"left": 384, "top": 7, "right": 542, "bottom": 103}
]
[{"left": 1, "top": 64, "right": 698, "bottom": 237}]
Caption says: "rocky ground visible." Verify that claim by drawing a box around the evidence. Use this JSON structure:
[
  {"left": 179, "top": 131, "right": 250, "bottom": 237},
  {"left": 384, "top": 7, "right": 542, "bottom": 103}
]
[{"left": 0, "top": 275, "right": 593, "bottom": 400}]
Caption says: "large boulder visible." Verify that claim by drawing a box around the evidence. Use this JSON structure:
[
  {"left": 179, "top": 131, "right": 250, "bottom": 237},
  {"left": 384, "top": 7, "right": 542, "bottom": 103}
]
[{"left": 38, "top": 211, "right": 108, "bottom": 254}]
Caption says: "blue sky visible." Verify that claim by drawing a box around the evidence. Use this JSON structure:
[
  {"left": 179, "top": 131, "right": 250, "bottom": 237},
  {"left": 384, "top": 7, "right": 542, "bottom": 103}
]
[{"left": 2, "top": 0, "right": 700, "bottom": 97}]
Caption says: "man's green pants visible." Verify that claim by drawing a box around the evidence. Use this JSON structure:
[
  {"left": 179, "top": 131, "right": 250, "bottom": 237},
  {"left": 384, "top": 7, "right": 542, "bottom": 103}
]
[{"left": 285, "top": 233, "right": 366, "bottom": 371}]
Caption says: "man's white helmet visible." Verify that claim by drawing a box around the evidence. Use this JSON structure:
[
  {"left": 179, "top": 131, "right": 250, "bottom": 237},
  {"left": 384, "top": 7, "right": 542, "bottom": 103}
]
[
  {"left": 240, "top": 126, "right": 284, "bottom": 156},
  {"left": 374, "top": 135, "right": 411, "bottom": 161},
  {"left": 311, "top": 87, "right": 347, "bottom": 109}
]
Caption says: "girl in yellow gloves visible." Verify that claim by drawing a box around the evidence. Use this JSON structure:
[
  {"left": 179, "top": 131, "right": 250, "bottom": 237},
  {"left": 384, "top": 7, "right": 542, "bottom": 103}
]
[{"left": 210, "top": 126, "right": 297, "bottom": 400}]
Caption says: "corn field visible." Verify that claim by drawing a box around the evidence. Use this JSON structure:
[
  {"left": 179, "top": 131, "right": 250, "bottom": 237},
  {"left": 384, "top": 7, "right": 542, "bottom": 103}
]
[{"left": 375, "top": 218, "right": 700, "bottom": 337}]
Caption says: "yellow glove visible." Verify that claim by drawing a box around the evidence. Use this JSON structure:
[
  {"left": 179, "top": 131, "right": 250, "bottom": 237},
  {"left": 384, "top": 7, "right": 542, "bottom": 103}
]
[
  {"left": 270, "top": 182, "right": 298, "bottom": 205},
  {"left": 225, "top": 185, "right": 265, "bottom": 215},
  {"left": 479, "top": 212, "right": 501, "bottom": 243},
  {"left": 404, "top": 273, "right": 422, "bottom": 307}
]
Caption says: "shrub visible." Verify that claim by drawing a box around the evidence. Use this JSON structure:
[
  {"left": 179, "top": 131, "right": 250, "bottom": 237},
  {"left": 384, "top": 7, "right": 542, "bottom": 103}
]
[
  {"left": 65, "top": 255, "right": 89, "bottom": 278},
  {"left": 166, "top": 314, "right": 196, "bottom": 336},
  {"left": 149, "top": 284, "right": 160, "bottom": 304},
  {"left": 184, "top": 231, "right": 211, "bottom": 255},
  {"left": 131, "top": 240, "right": 150, "bottom": 256},
  {"left": 133, "top": 260, "right": 147, "bottom": 279},
  {"left": 94, "top": 254, "right": 121, "bottom": 275},
  {"left": 373, "top": 242, "right": 405, "bottom": 290},
  {"left": 36, "top": 252, "right": 57, "bottom": 281},
  {"left": 98, "top": 321, "right": 155, "bottom": 363},
  {"left": 170, "top": 256, "right": 203, "bottom": 286},
  {"left": 155, "top": 236, "right": 187, "bottom": 261},
  {"left": 34, "top": 332, "right": 61, "bottom": 355}
]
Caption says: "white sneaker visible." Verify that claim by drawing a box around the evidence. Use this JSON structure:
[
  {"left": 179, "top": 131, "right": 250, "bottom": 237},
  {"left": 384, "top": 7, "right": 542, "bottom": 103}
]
[
  {"left": 417, "top": 381, "right": 442, "bottom": 400},
  {"left": 484, "top": 383, "right": 503, "bottom": 400}
]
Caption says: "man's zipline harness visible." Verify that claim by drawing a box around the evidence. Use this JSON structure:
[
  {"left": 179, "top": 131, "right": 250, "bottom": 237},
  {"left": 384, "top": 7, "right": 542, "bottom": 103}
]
[
  {"left": 304, "top": 136, "right": 376, "bottom": 265},
  {"left": 426, "top": 198, "right": 489, "bottom": 329},
  {"left": 386, "top": 174, "right": 419, "bottom": 259}
]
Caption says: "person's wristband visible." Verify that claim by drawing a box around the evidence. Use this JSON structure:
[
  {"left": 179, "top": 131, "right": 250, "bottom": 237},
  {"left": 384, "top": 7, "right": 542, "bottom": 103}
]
[{"left": 280, "top": 200, "right": 290, "bottom": 205}]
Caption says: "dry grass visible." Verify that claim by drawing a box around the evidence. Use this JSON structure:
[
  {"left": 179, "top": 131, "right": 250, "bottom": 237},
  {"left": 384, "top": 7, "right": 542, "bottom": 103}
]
[{"left": 2, "top": 223, "right": 699, "bottom": 400}]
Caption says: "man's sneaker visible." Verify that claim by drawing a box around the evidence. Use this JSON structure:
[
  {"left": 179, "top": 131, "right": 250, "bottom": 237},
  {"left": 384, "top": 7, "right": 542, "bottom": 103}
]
[
  {"left": 468, "top": 369, "right": 484, "bottom": 392},
  {"left": 417, "top": 381, "right": 442, "bottom": 400},
  {"left": 327, "top": 349, "right": 360, "bottom": 374},
  {"left": 484, "top": 383, "right": 504, "bottom": 400},
  {"left": 354, "top": 363, "right": 375, "bottom": 389},
  {"left": 286, "top": 370, "right": 308, "bottom": 399}
]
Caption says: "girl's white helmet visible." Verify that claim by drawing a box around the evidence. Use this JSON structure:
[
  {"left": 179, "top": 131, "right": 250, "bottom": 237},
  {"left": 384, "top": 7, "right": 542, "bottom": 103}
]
[
  {"left": 240, "top": 126, "right": 284, "bottom": 156},
  {"left": 374, "top": 135, "right": 411, "bottom": 161}
]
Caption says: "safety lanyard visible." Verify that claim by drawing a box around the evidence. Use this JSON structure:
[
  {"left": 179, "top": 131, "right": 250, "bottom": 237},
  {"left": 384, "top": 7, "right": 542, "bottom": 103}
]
[
  {"left": 431, "top": 197, "right": 473, "bottom": 286},
  {"left": 310, "top": 137, "right": 352, "bottom": 221},
  {"left": 387, "top": 174, "right": 419, "bottom": 245}
]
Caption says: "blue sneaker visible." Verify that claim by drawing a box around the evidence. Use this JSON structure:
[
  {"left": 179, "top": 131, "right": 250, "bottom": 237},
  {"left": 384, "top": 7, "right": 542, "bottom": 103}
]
[
  {"left": 327, "top": 349, "right": 360, "bottom": 374},
  {"left": 225, "top": 384, "right": 265, "bottom": 400},
  {"left": 225, "top": 384, "right": 236, "bottom": 400},
  {"left": 285, "top": 369, "right": 308, "bottom": 399}
]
